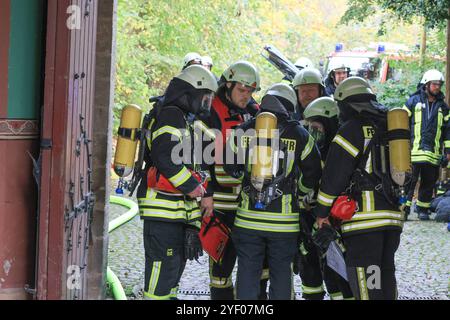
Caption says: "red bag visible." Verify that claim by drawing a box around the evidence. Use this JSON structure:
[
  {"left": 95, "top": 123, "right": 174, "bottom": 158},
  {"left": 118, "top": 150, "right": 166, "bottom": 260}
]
[
  {"left": 199, "top": 213, "right": 230, "bottom": 263},
  {"left": 147, "top": 167, "right": 208, "bottom": 194},
  {"left": 330, "top": 195, "right": 357, "bottom": 221}
]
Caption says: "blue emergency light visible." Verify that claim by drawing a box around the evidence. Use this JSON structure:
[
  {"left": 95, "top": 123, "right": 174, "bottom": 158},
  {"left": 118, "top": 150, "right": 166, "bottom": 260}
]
[
  {"left": 335, "top": 43, "right": 343, "bottom": 52},
  {"left": 377, "top": 44, "right": 385, "bottom": 53}
]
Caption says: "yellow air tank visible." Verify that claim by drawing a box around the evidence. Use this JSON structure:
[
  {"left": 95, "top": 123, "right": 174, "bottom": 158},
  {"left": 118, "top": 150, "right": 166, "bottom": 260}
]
[
  {"left": 251, "top": 112, "right": 278, "bottom": 192},
  {"left": 387, "top": 108, "right": 411, "bottom": 186},
  {"left": 114, "top": 104, "right": 142, "bottom": 177}
]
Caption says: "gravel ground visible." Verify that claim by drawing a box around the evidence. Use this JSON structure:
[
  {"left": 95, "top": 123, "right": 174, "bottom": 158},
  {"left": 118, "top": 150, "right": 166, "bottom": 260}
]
[{"left": 107, "top": 193, "right": 449, "bottom": 300}]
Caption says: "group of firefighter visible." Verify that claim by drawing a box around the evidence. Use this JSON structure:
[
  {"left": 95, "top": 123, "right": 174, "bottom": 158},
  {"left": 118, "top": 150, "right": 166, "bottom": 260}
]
[{"left": 114, "top": 51, "right": 450, "bottom": 300}]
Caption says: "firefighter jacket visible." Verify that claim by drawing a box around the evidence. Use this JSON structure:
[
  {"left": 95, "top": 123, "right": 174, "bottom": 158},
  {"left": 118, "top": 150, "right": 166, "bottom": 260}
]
[
  {"left": 314, "top": 116, "right": 403, "bottom": 236},
  {"left": 196, "top": 92, "right": 257, "bottom": 212},
  {"left": 224, "top": 116, "right": 322, "bottom": 236},
  {"left": 402, "top": 87, "right": 450, "bottom": 165},
  {"left": 324, "top": 77, "right": 336, "bottom": 97},
  {"left": 137, "top": 105, "right": 208, "bottom": 225}
]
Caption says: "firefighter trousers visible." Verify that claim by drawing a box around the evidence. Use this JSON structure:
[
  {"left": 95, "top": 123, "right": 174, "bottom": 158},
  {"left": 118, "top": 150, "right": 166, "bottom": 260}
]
[
  {"left": 344, "top": 229, "right": 401, "bottom": 300},
  {"left": 233, "top": 228, "right": 297, "bottom": 300},
  {"left": 406, "top": 163, "right": 440, "bottom": 213},
  {"left": 209, "top": 209, "right": 269, "bottom": 300},
  {"left": 297, "top": 211, "right": 353, "bottom": 300},
  {"left": 143, "top": 220, "right": 186, "bottom": 300}
]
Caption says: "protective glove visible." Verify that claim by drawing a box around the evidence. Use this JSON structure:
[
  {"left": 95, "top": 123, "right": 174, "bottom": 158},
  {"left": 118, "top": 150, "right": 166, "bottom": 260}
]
[
  {"left": 184, "top": 226, "right": 203, "bottom": 261},
  {"left": 302, "top": 191, "right": 317, "bottom": 211},
  {"left": 312, "top": 223, "right": 338, "bottom": 254}
]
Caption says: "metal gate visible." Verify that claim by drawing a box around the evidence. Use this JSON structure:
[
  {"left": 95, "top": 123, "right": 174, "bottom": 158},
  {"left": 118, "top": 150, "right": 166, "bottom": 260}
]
[{"left": 37, "top": 0, "right": 98, "bottom": 300}]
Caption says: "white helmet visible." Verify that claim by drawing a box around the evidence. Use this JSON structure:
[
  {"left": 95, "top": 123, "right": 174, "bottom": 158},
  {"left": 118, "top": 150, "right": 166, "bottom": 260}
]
[
  {"left": 420, "top": 69, "right": 444, "bottom": 85},
  {"left": 295, "top": 57, "right": 314, "bottom": 70},
  {"left": 176, "top": 65, "right": 218, "bottom": 92},
  {"left": 182, "top": 52, "right": 202, "bottom": 70},
  {"left": 202, "top": 56, "right": 213, "bottom": 68},
  {"left": 266, "top": 83, "right": 297, "bottom": 109}
]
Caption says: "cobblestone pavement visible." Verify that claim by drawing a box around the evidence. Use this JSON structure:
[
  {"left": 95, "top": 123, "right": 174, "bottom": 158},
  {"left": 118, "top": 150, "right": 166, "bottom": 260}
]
[{"left": 108, "top": 195, "right": 449, "bottom": 300}]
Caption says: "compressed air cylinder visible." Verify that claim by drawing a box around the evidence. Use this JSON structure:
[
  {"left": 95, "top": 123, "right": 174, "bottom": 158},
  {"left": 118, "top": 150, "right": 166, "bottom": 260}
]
[
  {"left": 114, "top": 104, "right": 142, "bottom": 177},
  {"left": 250, "top": 112, "right": 278, "bottom": 192},
  {"left": 387, "top": 108, "right": 411, "bottom": 186}
]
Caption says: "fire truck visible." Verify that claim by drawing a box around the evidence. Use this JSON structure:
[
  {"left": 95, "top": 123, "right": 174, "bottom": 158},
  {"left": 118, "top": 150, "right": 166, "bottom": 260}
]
[{"left": 323, "top": 43, "right": 411, "bottom": 84}]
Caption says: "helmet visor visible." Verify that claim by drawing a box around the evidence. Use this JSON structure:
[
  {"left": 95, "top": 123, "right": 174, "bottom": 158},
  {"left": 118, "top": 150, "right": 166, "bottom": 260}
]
[{"left": 200, "top": 92, "right": 215, "bottom": 113}]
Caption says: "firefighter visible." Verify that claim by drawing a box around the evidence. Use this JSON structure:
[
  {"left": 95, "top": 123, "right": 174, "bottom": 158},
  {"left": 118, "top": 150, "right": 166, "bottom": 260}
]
[
  {"left": 295, "top": 97, "right": 354, "bottom": 300},
  {"left": 202, "top": 56, "right": 214, "bottom": 71},
  {"left": 224, "top": 89, "right": 322, "bottom": 300},
  {"left": 182, "top": 52, "right": 202, "bottom": 70},
  {"left": 403, "top": 69, "right": 450, "bottom": 220},
  {"left": 324, "top": 63, "right": 350, "bottom": 96},
  {"left": 292, "top": 67, "right": 327, "bottom": 121},
  {"left": 314, "top": 77, "right": 404, "bottom": 300},
  {"left": 196, "top": 61, "right": 267, "bottom": 300},
  {"left": 136, "top": 65, "right": 218, "bottom": 300},
  {"left": 295, "top": 57, "right": 314, "bottom": 71}
]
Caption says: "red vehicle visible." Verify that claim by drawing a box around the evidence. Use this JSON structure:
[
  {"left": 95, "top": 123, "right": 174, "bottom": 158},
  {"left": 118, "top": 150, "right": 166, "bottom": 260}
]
[{"left": 323, "top": 43, "right": 410, "bottom": 84}]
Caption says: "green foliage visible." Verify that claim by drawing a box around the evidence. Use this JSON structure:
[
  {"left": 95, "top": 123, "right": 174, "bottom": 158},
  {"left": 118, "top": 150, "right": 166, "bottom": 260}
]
[
  {"left": 372, "top": 57, "right": 446, "bottom": 108},
  {"left": 114, "top": 0, "right": 425, "bottom": 131},
  {"left": 342, "top": 0, "right": 450, "bottom": 30}
]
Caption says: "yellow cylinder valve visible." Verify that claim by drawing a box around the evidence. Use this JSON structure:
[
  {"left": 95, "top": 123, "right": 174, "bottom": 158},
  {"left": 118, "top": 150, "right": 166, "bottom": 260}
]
[
  {"left": 250, "top": 112, "right": 278, "bottom": 192},
  {"left": 114, "top": 104, "right": 143, "bottom": 177},
  {"left": 387, "top": 108, "right": 411, "bottom": 186}
]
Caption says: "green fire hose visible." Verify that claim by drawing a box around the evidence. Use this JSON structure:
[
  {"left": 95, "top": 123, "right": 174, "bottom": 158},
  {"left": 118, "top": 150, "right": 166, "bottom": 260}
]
[{"left": 108, "top": 195, "right": 139, "bottom": 300}]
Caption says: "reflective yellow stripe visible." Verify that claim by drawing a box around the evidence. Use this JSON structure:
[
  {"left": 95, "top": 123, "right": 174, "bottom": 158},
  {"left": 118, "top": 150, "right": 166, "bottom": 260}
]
[
  {"left": 301, "top": 135, "right": 315, "bottom": 160},
  {"left": 330, "top": 292, "right": 344, "bottom": 300},
  {"left": 434, "top": 110, "right": 443, "bottom": 155},
  {"left": 168, "top": 167, "right": 192, "bottom": 188},
  {"left": 298, "top": 176, "right": 312, "bottom": 194},
  {"left": 341, "top": 219, "right": 403, "bottom": 233},
  {"left": 401, "top": 104, "right": 412, "bottom": 117},
  {"left": 412, "top": 103, "right": 422, "bottom": 153},
  {"left": 152, "top": 125, "right": 182, "bottom": 141},
  {"left": 144, "top": 292, "right": 171, "bottom": 300},
  {"left": 302, "top": 284, "right": 324, "bottom": 294},
  {"left": 235, "top": 216, "right": 300, "bottom": 233},
  {"left": 237, "top": 208, "right": 299, "bottom": 221},
  {"left": 416, "top": 200, "right": 431, "bottom": 208},
  {"left": 213, "top": 192, "right": 239, "bottom": 200},
  {"left": 445, "top": 141, "right": 450, "bottom": 148},
  {"left": 214, "top": 202, "right": 239, "bottom": 210},
  {"left": 333, "top": 135, "right": 359, "bottom": 158},
  {"left": 170, "top": 287, "right": 178, "bottom": 299},
  {"left": 351, "top": 210, "right": 402, "bottom": 221},
  {"left": 317, "top": 190, "right": 336, "bottom": 207},
  {"left": 357, "top": 267, "right": 369, "bottom": 300},
  {"left": 362, "top": 191, "right": 374, "bottom": 212},
  {"left": 147, "top": 261, "right": 162, "bottom": 296}
]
